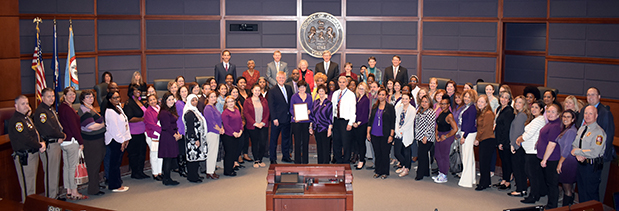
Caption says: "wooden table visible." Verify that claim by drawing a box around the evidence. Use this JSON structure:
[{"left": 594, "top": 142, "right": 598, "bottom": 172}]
[{"left": 266, "top": 164, "right": 353, "bottom": 211}]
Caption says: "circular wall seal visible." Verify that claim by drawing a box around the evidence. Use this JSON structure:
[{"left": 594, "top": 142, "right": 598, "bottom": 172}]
[{"left": 300, "top": 12, "right": 343, "bottom": 58}]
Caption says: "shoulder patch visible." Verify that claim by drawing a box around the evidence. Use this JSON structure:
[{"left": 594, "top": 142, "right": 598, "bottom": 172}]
[
  {"left": 596, "top": 135, "right": 603, "bottom": 146},
  {"left": 39, "top": 113, "right": 47, "bottom": 123},
  {"left": 15, "top": 122, "right": 23, "bottom": 132}
]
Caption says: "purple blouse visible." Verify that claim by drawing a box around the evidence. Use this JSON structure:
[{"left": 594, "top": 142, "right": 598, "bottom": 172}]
[
  {"left": 311, "top": 98, "right": 333, "bottom": 133},
  {"left": 175, "top": 100, "right": 186, "bottom": 135},
  {"left": 290, "top": 93, "right": 313, "bottom": 123},
  {"left": 537, "top": 118, "right": 562, "bottom": 161},
  {"left": 203, "top": 104, "right": 223, "bottom": 134},
  {"left": 222, "top": 108, "right": 243, "bottom": 136},
  {"left": 371, "top": 109, "right": 384, "bottom": 136},
  {"left": 557, "top": 125, "right": 578, "bottom": 159},
  {"left": 129, "top": 106, "right": 146, "bottom": 135},
  {"left": 356, "top": 95, "right": 370, "bottom": 125}
]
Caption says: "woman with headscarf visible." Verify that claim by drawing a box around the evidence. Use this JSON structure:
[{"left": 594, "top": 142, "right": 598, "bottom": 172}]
[{"left": 182, "top": 94, "right": 209, "bottom": 183}]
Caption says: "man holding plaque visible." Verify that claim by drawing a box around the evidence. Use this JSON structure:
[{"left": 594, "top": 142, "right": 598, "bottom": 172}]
[{"left": 331, "top": 76, "right": 356, "bottom": 164}]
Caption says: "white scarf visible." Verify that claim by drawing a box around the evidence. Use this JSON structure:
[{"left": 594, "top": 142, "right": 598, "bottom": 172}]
[{"left": 182, "top": 94, "right": 207, "bottom": 130}]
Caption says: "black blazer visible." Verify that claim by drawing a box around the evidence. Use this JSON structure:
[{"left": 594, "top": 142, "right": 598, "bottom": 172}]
[
  {"left": 285, "top": 80, "right": 311, "bottom": 94},
  {"left": 214, "top": 62, "right": 237, "bottom": 85},
  {"left": 315, "top": 61, "right": 340, "bottom": 83},
  {"left": 368, "top": 103, "right": 396, "bottom": 137},
  {"left": 268, "top": 84, "right": 294, "bottom": 124},
  {"left": 495, "top": 105, "right": 515, "bottom": 146},
  {"left": 576, "top": 103, "right": 615, "bottom": 161},
  {"left": 383, "top": 66, "right": 408, "bottom": 87}
]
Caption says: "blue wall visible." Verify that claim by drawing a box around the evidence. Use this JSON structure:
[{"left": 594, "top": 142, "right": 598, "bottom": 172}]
[{"left": 16, "top": 0, "right": 619, "bottom": 99}]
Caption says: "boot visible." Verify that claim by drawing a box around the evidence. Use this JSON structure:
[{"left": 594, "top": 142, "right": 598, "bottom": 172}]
[
  {"left": 562, "top": 195, "right": 574, "bottom": 206},
  {"left": 177, "top": 155, "right": 187, "bottom": 177}
]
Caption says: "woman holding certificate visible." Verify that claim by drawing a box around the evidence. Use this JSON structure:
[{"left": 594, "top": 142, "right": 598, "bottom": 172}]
[{"left": 290, "top": 80, "right": 313, "bottom": 164}]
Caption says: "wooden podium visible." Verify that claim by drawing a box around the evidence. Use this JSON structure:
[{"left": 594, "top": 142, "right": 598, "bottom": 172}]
[{"left": 266, "top": 164, "right": 353, "bottom": 211}]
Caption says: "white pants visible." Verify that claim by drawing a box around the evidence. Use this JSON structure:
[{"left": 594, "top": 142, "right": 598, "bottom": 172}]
[
  {"left": 61, "top": 141, "right": 80, "bottom": 190},
  {"left": 458, "top": 132, "right": 477, "bottom": 188},
  {"left": 206, "top": 132, "right": 220, "bottom": 174},
  {"left": 145, "top": 134, "right": 163, "bottom": 175}
]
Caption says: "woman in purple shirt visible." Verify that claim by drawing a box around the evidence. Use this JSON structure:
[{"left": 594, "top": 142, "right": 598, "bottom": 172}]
[
  {"left": 536, "top": 103, "right": 563, "bottom": 209},
  {"left": 123, "top": 84, "right": 149, "bottom": 179},
  {"left": 353, "top": 82, "right": 370, "bottom": 169},
  {"left": 290, "top": 80, "right": 313, "bottom": 164},
  {"left": 367, "top": 88, "right": 395, "bottom": 179},
  {"left": 203, "top": 91, "right": 224, "bottom": 179},
  {"left": 174, "top": 85, "right": 189, "bottom": 177},
  {"left": 222, "top": 96, "right": 243, "bottom": 176},
  {"left": 58, "top": 87, "right": 87, "bottom": 200},
  {"left": 158, "top": 92, "right": 182, "bottom": 186},
  {"left": 556, "top": 109, "right": 578, "bottom": 206},
  {"left": 458, "top": 89, "right": 478, "bottom": 188},
  {"left": 144, "top": 94, "right": 163, "bottom": 181},
  {"left": 310, "top": 85, "right": 333, "bottom": 164}
]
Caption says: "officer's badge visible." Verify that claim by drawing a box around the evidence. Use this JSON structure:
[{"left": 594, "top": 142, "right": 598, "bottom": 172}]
[
  {"left": 15, "top": 122, "right": 23, "bottom": 132},
  {"left": 40, "top": 113, "right": 47, "bottom": 123},
  {"left": 596, "top": 135, "right": 603, "bottom": 146}
]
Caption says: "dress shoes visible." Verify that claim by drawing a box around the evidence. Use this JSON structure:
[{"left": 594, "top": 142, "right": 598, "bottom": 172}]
[
  {"left": 153, "top": 175, "right": 163, "bottom": 181},
  {"left": 282, "top": 158, "right": 294, "bottom": 163},
  {"left": 131, "top": 174, "right": 147, "bottom": 179},
  {"left": 508, "top": 191, "right": 527, "bottom": 197},
  {"left": 206, "top": 173, "right": 219, "bottom": 179},
  {"left": 373, "top": 173, "right": 380, "bottom": 178},
  {"left": 475, "top": 185, "right": 489, "bottom": 191},
  {"left": 270, "top": 160, "right": 278, "bottom": 164},
  {"left": 414, "top": 176, "right": 424, "bottom": 181},
  {"left": 199, "top": 176, "right": 205, "bottom": 180},
  {"left": 188, "top": 179, "right": 203, "bottom": 183},
  {"left": 366, "top": 165, "right": 375, "bottom": 170},
  {"left": 520, "top": 197, "right": 537, "bottom": 204},
  {"left": 498, "top": 184, "right": 511, "bottom": 190},
  {"left": 92, "top": 191, "right": 105, "bottom": 196},
  {"left": 224, "top": 172, "right": 237, "bottom": 177},
  {"left": 163, "top": 180, "right": 180, "bottom": 186},
  {"left": 355, "top": 162, "right": 365, "bottom": 170}
]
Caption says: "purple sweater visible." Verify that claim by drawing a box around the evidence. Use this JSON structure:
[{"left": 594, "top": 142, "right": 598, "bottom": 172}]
[
  {"left": 175, "top": 100, "right": 186, "bottom": 135},
  {"left": 222, "top": 108, "right": 243, "bottom": 136},
  {"left": 536, "top": 118, "right": 562, "bottom": 161},
  {"left": 203, "top": 105, "right": 223, "bottom": 134},
  {"left": 459, "top": 104, "right": 477, "bottom": 138},
  {"left": 355, "top": 95, "right": 370, "bottom": 125}
]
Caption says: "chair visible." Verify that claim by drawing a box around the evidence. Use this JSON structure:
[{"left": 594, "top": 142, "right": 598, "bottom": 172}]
[
  {"left": 195, "top": 76, "right": 214, "bottom": 87},
  {"left": 0, "top": 107, "right": 16, "bottom": 135},
  {"left": 93, "top": 83, "right": 108, "bottom": 107},
  {"left": 476, "top": 82, "right": 500, "bottom": 97},
  {"left": 154, "top": 79, "right": 173, "bottom": 99},
  {"left": 537, "top": 86, "right": 559, "bottom": 99},
  {"left": 435, "top": 77, "right": 451, "bottom": 90}
]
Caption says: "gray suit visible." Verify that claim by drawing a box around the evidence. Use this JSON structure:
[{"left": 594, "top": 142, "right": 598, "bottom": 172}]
[{"left": 266, "top": 61, "right": 289, "bottom": 87}]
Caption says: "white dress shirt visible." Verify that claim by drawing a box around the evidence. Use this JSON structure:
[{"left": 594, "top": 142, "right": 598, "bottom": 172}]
[
  {"left": 324, "top": 61, "right": 330, "bottom": 75},
  {"left": 331, "top": 88, "right": 356, "bottom": 125}
]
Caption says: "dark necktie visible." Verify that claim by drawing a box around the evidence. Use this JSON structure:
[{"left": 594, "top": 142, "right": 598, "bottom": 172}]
[
  {"left": 225, "top": 63, "right": 228, "bottom": 71},
  {"left": 337, "top": 90, "right": 343, "bottom": 118},
  {"left": 579, "top": 126, "right": 588, "bottom": 148}
]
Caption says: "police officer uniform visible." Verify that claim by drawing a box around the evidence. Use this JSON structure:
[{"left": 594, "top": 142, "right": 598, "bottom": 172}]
[
  {"left": 571, "top": 121, "right": 606, "bottom": 203},
  {"left": 33, "top": 102, "right": 66, "bottom": 199},
  {"left": 9, "top": 110, "right": 43, "bottom": 202}
]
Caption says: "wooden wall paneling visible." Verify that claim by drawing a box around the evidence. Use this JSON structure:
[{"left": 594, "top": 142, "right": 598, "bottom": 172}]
[
  {"left": 340, "top": 0, "right": 346, "bottom": 65},
  {"left": 94, "top": 0, "right": 99, "bottom": 84},
  {"left": 0, "top": 59, "right": 21, "bottom": 102},
  {"left": 496, "top": 0, "right": 504, "bottom": 83},
  {"left": 0, "top": 0, "right": 18, "bottom": 16},
  {"left": 0, "top": 17, "right": 20, "bottom": 59},
  {"left": 546, "top": 56, "right": 619, "bottom": 65},
  {"left": 140, "top": 0, "right": 146, "bottom": 82},
  {"left": 220, "top": 0, "right": 226, "bottom": 55},
  {"left": 417, "top": 0, "right": 423, "bottom": 80}
]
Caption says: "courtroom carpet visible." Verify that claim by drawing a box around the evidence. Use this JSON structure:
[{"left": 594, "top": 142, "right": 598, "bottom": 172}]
[{"left": 75, "top": 154, "right": 547, "bottom": 211}]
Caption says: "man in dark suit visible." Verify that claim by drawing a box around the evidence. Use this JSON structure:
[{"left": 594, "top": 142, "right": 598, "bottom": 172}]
[
  {"left": 575, "top": 87, "right": 615, "bottom": 201},
  {"left": 383, "top": 55, "right": 408, "bottom": 86},
  {"left": 315, "top": 50, "right": 339, "bottom": 83},
  {"left": 285, "top": 69, "right": 310, "bottom": 94},
  {"left": 268, "top": 71, "right": 294, "bottom": 164},
  {"left": 214, "top": 50, "right": 237, "bottom": 85}
]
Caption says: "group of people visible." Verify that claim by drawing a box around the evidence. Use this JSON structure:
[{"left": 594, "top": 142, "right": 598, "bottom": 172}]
[{"left": 9, "top": 50, "right": 615, "bottom": 209}]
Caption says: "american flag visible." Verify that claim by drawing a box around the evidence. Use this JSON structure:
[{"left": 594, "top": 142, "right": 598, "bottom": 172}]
[{"left": 32, "top": 18, "right": 46, "bottom": 104}]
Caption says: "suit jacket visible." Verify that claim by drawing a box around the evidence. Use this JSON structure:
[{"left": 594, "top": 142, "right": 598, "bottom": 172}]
[
  {"left": 576, "top": 103, "right": 615, "bottom": 161},
  {"left": 268, "top": 84, "right": 294, "bottom": 124},
  {"left": 266, "top": 61, "right": 288, "bottom": 86},
  {"left": 383, "top": 66, "right": 408, "bottom": 86},
  {"left": 315, "top": 61, "right": 340, "bottom": 83},
  {"left": 214, "top": 62, "right": 237, "bottom": 85},
  {"left": 285, "top": 80, "right": 311, "bottom": 94}
]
